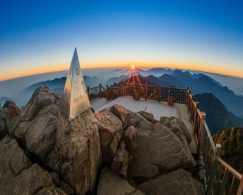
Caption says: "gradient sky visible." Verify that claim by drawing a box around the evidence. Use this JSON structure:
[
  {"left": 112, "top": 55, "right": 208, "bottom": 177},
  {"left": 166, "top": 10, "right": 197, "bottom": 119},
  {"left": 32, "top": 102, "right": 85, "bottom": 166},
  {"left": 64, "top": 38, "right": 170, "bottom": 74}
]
[{"left": 0, "top": 0, "right": 243, "bottom": 81}]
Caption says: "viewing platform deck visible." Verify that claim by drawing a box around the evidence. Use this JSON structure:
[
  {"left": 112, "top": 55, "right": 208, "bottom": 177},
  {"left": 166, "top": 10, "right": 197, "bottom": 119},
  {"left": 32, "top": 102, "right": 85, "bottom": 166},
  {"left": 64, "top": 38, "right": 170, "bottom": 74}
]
[
  {"left": 89, "top": 82, "right": 243, "bottom": 194},
  {"left": 91, "top": 96, "right": 197, "bottom": 154}
]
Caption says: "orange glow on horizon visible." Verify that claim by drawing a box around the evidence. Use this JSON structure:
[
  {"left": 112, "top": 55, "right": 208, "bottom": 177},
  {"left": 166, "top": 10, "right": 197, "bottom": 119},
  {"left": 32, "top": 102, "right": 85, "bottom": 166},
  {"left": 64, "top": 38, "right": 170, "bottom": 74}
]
[{"left": 1, "top": 61, "right": 243, "bottom": 82}]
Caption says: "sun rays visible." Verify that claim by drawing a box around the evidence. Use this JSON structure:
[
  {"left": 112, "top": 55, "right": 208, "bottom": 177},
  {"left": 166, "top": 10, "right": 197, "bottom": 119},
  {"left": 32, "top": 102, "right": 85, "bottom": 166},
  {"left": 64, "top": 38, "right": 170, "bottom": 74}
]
[{"left": 123, "top": 66, "right": 145, "bottom": 96}]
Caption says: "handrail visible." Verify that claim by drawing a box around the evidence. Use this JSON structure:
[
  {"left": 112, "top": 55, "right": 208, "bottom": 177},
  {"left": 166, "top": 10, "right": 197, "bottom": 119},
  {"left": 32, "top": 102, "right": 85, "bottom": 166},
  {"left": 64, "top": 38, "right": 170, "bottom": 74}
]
[
  {"left": 203, "top": 122, "right": 216, "bottom": 152},
  {"left": 217, "top": 157, "right": 242, "bottom": 180},
  {"left": 186, "top": 89, "right": 243, "bottom": 195}
]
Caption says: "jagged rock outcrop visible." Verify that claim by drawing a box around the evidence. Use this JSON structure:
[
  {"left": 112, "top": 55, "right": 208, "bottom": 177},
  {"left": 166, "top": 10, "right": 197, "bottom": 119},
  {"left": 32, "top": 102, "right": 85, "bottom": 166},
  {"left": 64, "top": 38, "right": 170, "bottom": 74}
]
[
  {"left": 94, "top": 108, "right": 123, "bottom": 164},
  {"left": 127, "top": 110, "right": 148, "bottom": 127},
  {"left": 137, "top": 168, "right": 204, "bottom": 195},
  {"left": 10, "top": 86, "right": 59, "bottom": 134},
  {"left": 36, "top": 187, "right": 67, "bottom": 195},
  {"left": 111, "top": 104, "right": 128, "bottom": 124},
  {"left": 47, "top": 108, "right": 102, "bottom": 195},
  {"left": 0, "top": 86, "right": 201, "bottom": 195},
  {"left": 129, "top": 121, "right": 196, "bottom": 180},
  {"left": 2, "top": 86, "right": 102, "bottom": 195},
  {"left": 97, "top": 167, "right": 145, "bottom": 195},
  {"left": 7, "top": 86, "right": 61, "bottom": 165},
  {"left": 138, "top": 110, "right": 155, "bottom": 123},
  {"left": 160, "top": 116, "right": 192, "bottom": 144},
  {"left": 0, "top": 135, "right": 66, "bottom": 195},
  {"left": 123, "top": 126, "right": 137, "bottom": 153},
  {"left": 0, "top": 101, "right": 20, "bottom": 140},
  {"left": 111, "top": 140, "right": 129, "bottom": 178},
  {"left": 60, "top": 180, "right": 74, "bottom": 195}
]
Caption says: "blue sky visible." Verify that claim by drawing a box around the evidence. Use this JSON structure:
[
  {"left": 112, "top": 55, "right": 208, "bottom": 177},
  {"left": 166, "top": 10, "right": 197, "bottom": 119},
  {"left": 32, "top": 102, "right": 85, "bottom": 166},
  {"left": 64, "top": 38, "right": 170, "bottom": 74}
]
[{"left": 0, "top": 0, "right": 243, "bottom": 80}]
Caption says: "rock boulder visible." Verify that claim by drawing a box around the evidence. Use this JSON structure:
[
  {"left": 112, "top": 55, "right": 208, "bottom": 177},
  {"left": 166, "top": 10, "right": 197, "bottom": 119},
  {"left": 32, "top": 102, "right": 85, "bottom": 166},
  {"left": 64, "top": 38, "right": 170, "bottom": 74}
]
[
  {"left": 94, "top": 109, "right": 123, "bottom": 164},
  {"left": 138, "top": 110, "right": 155, "bottom": 123},
  {"left": 0, "top": 135, "right": 65, "bottom": 195},
  {"left": 0, "top": 101, "right": 20, "bottom": 139},
  {"left": 9, "top": 86, "right": 61, "bottom": 164},
  {"left": 47, "top": 108, "right": 102, "bottom": 195},
  {"left": 137, "top": 168, "right": 204, "bottom": 195},
  {"left": 111, "top": 140, "right": 129, "bottom": 178},
  {"left": 160, "top": 116, "right": 192, "bottom": 144},
  {"left": 111, "top": 104, "right": 128, "bottom": 124},
  {"left": 97, "top": 167, "right": 145, "bottom": 195},
  {"left": 127, "top": 110, "right": 149, "bottom": 127},
  {"left": 130, "top": 121, "right": 196, "bottom": 180},
  {"left": 123, "top": 126, "right": 137, "bottom": 153}
]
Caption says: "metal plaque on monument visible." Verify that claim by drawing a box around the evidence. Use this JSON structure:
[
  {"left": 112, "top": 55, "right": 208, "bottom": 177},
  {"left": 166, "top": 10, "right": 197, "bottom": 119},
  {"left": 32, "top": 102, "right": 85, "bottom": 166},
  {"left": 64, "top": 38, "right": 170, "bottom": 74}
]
[{"left": 61, "top": 48, "right": 91, "bottom": 120}]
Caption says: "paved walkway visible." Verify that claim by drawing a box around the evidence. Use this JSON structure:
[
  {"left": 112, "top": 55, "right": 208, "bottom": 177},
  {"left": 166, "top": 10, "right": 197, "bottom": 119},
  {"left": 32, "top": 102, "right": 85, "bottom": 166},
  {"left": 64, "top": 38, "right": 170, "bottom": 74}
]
[
  {"left": 90, "top": 97, "right": 113, "bottom": 111},
  {"left": 91, "top": 96, "right": 197, "bottom": 154}
]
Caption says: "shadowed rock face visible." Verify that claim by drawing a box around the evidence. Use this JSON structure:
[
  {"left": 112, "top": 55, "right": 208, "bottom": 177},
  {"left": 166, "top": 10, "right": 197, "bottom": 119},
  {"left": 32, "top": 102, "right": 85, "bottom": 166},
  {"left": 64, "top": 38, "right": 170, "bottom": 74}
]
[
  {"left": 47, "top": 108, "right": 102, "bottom": 195},
  {"left": 8, "top": 86, "right": 61, "bottom": 164},
  {"left": 160, "top": 116, "right": 192, "bottom": 144},
  {"left": 94, "top": 109, "right": 123, "bottom": 164},
  {"left": 129, "top": 121, "right": 195, "bottom": 180},
  {"left": 138, "top": 110, "right": 155, "bottom": 124},
  {"left": 123, "top": 126, "right": 137, "bottom": 153},
  {"left": 137, "top": 168, "right": 204, "bottom": 195},
  {"left": 0, "top": 100, "right": 20, "bottom": 140},
  {"left": 97, "top": 167, "right": 145, "bottom": 195},
  {"left": 0, "top": 136, "right": 66, "bottom": 195}
]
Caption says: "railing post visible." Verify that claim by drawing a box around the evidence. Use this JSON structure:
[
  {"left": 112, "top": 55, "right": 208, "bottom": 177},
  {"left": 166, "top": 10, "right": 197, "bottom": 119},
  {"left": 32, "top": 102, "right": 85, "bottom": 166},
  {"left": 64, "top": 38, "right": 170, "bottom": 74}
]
[
  {"left": 237, "top": 174, "right": 243, "bottom": 195},
  {"left": 119, "top": 84, "right": 122, "bottom": 97},
  {"left": 198, "top": 112, "right": 206, "bottom": 159},
  {"left": 186, "top": 86, "right": 189, "bottom": 104},
  {"left": 106, "top": 85, "right": 109, "bottom": 100},
  {"left": 133, "top": 81, "right": 135, "bottom": 98},
  {"left": 189, "top": 95, "right": 194, "bottom": 119},
  {"left": 206, "top": 144, "right": 221, "bottom": 195},
  {"left": 122, "top": 81, "right": 124, "bottom": 97},
  {"left": 194, "top": 102, "right": 199, "bottom": 130},
  {"left": 158, "top": 83, "right": 161, "bottom": 102},
  {"left": 99, "top": 83, "right": 102, "bottom": 98},
  {"left": 219, "top": 169, "right": 229, "bottom": 195},
  {"left": 187, "top": 90, "right": 191, "bottom": 110},
  {"left": 145, "top": 82, "right": 148, "bottom": 101},
  {"left": 87, "top": 87, "right": 90, "bottom": 99}
]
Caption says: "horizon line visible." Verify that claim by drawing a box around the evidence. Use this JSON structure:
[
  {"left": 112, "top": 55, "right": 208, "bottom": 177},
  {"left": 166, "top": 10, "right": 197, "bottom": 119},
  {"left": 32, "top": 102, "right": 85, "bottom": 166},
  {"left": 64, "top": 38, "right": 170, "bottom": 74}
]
[{"left": 1, "top": 66, "right": 243, "bottom": 82}]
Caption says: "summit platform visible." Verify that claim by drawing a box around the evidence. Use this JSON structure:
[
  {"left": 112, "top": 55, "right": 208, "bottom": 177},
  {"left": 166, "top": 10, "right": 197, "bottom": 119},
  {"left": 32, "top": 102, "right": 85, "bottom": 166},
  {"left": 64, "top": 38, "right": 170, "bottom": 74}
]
[{"left": 91, "top": 96, "right": 197, "bottom": 154}]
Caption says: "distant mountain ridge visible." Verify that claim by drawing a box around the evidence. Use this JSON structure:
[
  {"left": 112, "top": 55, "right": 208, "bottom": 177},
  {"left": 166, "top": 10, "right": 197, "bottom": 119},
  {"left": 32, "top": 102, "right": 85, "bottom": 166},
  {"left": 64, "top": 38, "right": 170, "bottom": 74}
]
[
  {"left": 194, "top": 93, "right": 234, "bottom": 135},
  {"left": 7, "top": 67, "right": 243, "bottom": 118},
  {"left": 110, "top": 70, "right": 243, "bottom": 117},
  {"left": 25, "top": 76, "right": 104, "bottom": 94}
]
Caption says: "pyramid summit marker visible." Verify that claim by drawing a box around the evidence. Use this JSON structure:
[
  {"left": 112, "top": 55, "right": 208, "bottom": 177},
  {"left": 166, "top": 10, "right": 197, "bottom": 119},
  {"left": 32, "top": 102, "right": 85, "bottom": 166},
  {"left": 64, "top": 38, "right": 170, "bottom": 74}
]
[{"left": 61, "top": 48, "right": 91, "bottom": 120}]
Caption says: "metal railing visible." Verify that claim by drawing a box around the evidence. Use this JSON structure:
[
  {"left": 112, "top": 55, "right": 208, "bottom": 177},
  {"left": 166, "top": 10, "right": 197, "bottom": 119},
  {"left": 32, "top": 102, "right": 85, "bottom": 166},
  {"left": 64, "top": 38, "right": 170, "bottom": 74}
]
[
  {"left": 106, "top": 81, "right": 188, "bottom": 103},
  {"left": 186, "top": 91, "right": 243, "bottom": 195},
  {"left": 86, "top": 83, "right": 106, "bottom": 100}
]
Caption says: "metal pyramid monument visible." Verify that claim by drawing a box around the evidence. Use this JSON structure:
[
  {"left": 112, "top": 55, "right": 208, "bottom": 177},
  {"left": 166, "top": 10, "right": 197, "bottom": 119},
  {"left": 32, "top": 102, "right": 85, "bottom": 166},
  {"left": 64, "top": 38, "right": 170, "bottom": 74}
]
[{"left": 61, "top": 48, "right": 91, "bottom": 120}]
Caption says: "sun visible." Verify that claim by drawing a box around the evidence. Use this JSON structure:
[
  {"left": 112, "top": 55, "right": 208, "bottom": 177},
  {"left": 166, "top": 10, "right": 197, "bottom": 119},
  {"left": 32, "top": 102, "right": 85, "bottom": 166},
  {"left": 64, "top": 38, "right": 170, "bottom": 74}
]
[{"left": 131, "top": 65, "right": 135, "bottom": 69}]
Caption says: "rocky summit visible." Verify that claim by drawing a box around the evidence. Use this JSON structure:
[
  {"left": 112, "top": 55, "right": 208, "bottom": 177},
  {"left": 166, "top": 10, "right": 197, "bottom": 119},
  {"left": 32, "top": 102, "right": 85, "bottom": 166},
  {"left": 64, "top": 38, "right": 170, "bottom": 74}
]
[{"left": 0, "top": 86, "right": 204, "bottom": 195}]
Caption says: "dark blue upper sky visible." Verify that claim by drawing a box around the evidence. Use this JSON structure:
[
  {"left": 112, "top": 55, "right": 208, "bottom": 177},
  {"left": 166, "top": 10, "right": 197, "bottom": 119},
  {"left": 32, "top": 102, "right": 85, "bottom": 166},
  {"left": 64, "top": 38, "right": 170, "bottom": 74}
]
[{"left": 0, "top": 0, "right": 243, "bottom": 80}]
